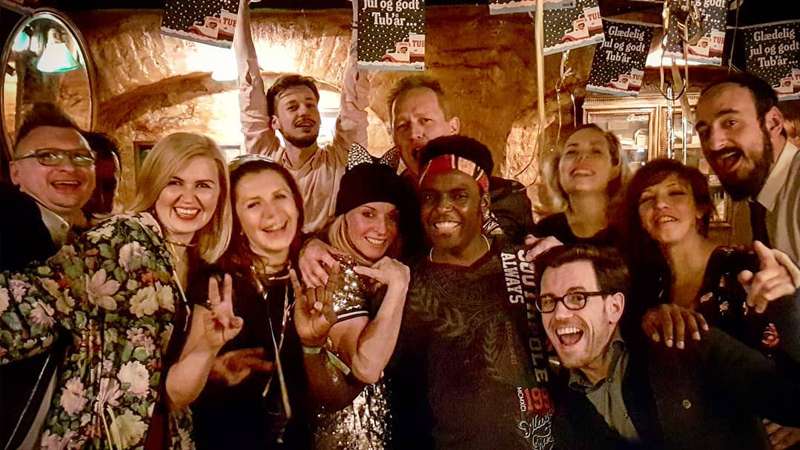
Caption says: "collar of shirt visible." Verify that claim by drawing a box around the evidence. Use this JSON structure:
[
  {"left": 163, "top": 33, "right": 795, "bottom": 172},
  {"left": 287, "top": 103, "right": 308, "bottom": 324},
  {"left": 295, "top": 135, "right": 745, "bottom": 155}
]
[
  {"left": 36, "top": 203, "right": 71, "bottom": 247},
  {"left": 568, "top": 329, "right": 627, "bottom": 393},
  {"left": 757, "top": 140, "right": 799, "bottom": 211}
]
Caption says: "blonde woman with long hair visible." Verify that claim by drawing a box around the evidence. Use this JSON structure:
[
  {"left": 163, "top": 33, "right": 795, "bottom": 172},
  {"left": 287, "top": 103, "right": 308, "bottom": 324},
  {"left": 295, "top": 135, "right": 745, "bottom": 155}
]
[
  {"left": 527, "top": 124, "right": 629, "bottom": 258},
  {"left": 0, "top": 132, "right": 240, "bottom": 449}
]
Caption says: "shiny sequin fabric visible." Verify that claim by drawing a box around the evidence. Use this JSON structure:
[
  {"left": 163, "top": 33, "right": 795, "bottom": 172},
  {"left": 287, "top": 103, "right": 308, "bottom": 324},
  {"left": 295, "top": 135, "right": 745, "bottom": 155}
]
[
  {"left": 331, "top": 255, "right": 371, "bottom": 321},
  {"left": 313, "top": 380, "right": 392, "bottom": 450}
]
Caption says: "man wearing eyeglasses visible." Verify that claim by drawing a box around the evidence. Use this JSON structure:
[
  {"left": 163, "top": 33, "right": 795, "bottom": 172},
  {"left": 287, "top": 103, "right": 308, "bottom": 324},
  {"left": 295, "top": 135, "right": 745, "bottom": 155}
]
[
  {"left": 0, "top": 102, "right": 96, "bottom": 449},
  {"left": 536, "top": 244, "right": 800, "bottom": 450}
]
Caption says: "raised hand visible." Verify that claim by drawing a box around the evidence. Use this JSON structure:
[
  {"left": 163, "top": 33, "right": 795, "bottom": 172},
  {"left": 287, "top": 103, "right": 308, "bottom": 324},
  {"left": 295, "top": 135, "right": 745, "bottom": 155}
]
[
  {"left": 524, "top": 234, "right": 563, "bottom": 262},
  {"left": 353, "top": 257, "right": 410, "bottom": 292},
  {"left": 209, "top": 347, "right": 274, "bottom": 386},
  {"left": 292, "top": 268, "right": 339, "bottom": 347},
  {"left": 198, "top": 274, "right": 244, "bottom": 350},
  {"left": 642, "top": 303, "right": 709, "bottom": 349},
  {"left": 738, "top": 241, "right": 800, "bottom": 314},
  {"left": 764, "top": 420, "right": 800, "bottom": 450},
  {"left": 298, "top": 238, "right": 346, "bottom": 288}
]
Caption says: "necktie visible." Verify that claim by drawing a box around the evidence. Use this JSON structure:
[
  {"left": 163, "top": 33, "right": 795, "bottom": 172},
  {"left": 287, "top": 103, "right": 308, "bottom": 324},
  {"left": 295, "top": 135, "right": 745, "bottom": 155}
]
[{"left": 749, "top": 200, "right": 771, "bottom": 247}]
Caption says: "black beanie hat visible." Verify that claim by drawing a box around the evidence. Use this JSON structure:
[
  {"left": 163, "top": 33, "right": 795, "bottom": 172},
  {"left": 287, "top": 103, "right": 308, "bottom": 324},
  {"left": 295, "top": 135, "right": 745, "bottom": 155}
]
[
  {"left": 418, "top": 135, "right": 494, "bottom": 175},
  {"left": 335, "top": 163, "right": 410, "bottom": 216}
]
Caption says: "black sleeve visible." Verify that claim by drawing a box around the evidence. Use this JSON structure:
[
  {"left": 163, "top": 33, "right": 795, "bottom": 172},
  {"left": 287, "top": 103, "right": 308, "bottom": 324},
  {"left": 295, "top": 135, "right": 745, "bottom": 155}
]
[
  {"left": 490, "top": 176, "right": 535, "bottom": 245},
  {"left": 0, "top": 184, "right": 57, "bottom": 271},
  {"left": 697, "top": 328, "right": 800, "bottom": 426}
]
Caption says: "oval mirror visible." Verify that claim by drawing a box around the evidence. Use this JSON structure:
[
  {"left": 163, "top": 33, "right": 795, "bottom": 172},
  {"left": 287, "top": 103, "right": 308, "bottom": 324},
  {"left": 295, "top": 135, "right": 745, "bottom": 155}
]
[{"left": 1, "top": 9, "right": 96, "bottom": 165}]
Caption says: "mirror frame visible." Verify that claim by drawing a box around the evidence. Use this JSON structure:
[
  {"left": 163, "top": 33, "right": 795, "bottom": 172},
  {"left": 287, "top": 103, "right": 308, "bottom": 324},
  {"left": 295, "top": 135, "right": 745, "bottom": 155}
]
[{"left": 0, "top": 7, "right": 98, "bottom": 162}]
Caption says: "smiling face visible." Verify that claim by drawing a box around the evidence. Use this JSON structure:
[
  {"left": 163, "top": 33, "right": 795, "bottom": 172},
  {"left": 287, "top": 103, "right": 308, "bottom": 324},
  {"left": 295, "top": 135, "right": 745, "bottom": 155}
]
[
  {"left": 419, "top": 170, "right": 485, "bottom": 257},
  {"left": 638, "top": 173, "right": 704, "bottom": 246},
  {"left": 558, "top": 127, "right": 618, "bottom": 196},
  {"left": 695, "top": 84, "right": 774, "bottom": 200},
  {"left": 271, "top": 85, "right": 321, "bottom": 149},
  {"left": 154, "top": 156, "right": 221, "bottom": 244},
  {"left": 540, "top": 260, "right": 623, "bottom": 382},
  {"left": 10, "top": 126, "right": 96, "bottom": 217},
  {"left": 392, "top": 87, "right": 459, "bottom": 176},
  {"left": 345, "top": 202, "right": 399, "bottom": 261},
  {"left": 234, "top": 169, "right": 300, "bottom": 263}
]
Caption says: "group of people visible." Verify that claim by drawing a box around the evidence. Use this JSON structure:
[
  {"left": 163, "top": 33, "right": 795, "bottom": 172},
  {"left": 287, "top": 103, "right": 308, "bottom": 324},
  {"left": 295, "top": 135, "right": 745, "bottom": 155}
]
[{"left": 1, "top": 2, "right": 799, "bottom": 449}]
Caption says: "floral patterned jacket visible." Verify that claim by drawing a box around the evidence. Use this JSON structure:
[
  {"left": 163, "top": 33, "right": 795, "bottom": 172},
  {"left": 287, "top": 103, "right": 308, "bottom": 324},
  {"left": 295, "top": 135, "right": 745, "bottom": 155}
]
[{"left": 0, "top": 213, "right": 193, "bottom": 449}]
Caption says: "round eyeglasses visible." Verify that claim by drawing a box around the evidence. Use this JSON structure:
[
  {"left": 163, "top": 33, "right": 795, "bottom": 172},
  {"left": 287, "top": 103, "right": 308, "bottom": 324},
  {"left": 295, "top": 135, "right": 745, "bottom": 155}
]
[
  {"left": 16, "top": 148, "right": 96, "bottom": 167},
  {"left": 535, "top": 291, "right": 609, "bottom": 314}
]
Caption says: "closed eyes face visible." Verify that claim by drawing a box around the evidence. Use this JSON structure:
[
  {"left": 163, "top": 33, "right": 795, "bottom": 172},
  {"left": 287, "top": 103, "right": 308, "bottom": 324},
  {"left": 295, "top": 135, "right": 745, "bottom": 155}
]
[
  {"left": 637, "top": 174, "right": 702, "bottom": 245},
  {"left": 392, "top": 87, "right": 458, "bottom": 175},
  {"left": 235, "top": 169, "right": 300, "bottom": 263},
  {"left": 155, "top": 155, "right": 221, "bottom": 244},
  {"left": 558, "top": 128, "right": 617, "bottom": 195},
  {"left": 419, "top": 170, "right": 483, "bottom": 253}
]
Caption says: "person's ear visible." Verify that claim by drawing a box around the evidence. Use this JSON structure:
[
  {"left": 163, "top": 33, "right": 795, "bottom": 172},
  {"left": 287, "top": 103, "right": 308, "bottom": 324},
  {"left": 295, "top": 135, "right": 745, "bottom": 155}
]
[
  {"left": 270, "top": 115, "right": 280, "bottom": 130},
  {"left": 764, "top": 106, "right": 785, "bottom": 141},
  {"left": 605, "top": 292, "right": 625, "bottom": 324},
  {"left": 448, "top": 116, "right": 461, "bottom": 135},
  {"left": 480, "top": 191, "right": 491, "bottom": 215},
  {"left": 9, "top": 160, "right": 21, "bottom": 187}
]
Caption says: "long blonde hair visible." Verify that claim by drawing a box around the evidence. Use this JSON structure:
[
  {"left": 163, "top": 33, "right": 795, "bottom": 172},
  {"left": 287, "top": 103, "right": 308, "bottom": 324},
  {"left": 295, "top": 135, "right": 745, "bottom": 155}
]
[
  {"left": 128, "top": 132, "right": 232, "bottom": 263},
  {"left": 541, "top": 124, "right": 629, "bottom": 214}
]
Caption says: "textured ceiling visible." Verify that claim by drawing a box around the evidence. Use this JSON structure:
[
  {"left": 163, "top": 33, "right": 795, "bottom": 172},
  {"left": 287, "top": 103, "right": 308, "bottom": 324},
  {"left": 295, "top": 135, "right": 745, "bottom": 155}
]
[{"left": 3, "top": 0, "right": 799, "bottom": 27}]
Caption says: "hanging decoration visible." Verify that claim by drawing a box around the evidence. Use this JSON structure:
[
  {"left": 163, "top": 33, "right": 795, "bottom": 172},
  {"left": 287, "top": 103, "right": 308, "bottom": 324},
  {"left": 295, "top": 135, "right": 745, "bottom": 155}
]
[
  {"left": 161, "top": 0, "right": 239, "bottom": 47},
  {"left": 542, "top": 0, "right": 604, "bottom": 55},
  {"left": 356, "top": 0, "right": 426, "bottom": 71},
  {"left": 586, "top": 19, "right": 654, "bottom": 97},
  {"left": 662, "top": 0, "right": 726, "bottom": 65},
  {"left": 488, "top": 0, "right": 574, "bottom": 16},
  {"left": 742, "top": 20, "right": 800, "bottom": 100}
]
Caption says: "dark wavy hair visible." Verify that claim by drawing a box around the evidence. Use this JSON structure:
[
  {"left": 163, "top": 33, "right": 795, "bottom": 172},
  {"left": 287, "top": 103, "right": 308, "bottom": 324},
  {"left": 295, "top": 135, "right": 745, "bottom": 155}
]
[
  {"left": 622, "top": 159, "right": 713, "bottom": 283},
  {"left": 218, "top": 159, "right": 305, "bottom": 274}
]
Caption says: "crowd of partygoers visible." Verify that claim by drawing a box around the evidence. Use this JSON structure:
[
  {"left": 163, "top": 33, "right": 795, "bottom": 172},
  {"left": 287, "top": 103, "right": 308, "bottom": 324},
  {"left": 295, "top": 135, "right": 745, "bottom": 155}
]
[{"left": 1, "top": 3, "right": 800, "bottom": 450}]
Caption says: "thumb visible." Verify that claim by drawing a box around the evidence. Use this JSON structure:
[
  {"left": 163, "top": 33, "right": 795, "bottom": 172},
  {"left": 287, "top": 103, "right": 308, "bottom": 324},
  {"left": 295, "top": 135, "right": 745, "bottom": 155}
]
[
  {"left": 738, "top": 269, "right": 754, "bottom": 288},
  {"left": 754, "top": 240, "right": 777, "bottom": 270}
]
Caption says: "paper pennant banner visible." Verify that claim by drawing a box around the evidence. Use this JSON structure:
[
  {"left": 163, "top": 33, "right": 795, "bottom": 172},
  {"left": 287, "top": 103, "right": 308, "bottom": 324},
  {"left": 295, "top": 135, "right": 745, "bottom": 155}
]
[
  {"left": 356, "top": 0, "right": 426, "bottom": 71},
  {"left": 543, "top": 0, "right": 605, "bottom": 56},
  {"left": 742, "top": 20, "right": 800, "bottom": 100},
  {"left": 586, "top": 20, "right": 654, "bottom": 96},
  {"left": 488, "top": 0, "right": 575, "bottom": 16},
  {"left": 161, "top": 0, "right": 239, "bottom": 47},
  {"left": 662, "top": 0, "right": 726, "bottom": 65}
]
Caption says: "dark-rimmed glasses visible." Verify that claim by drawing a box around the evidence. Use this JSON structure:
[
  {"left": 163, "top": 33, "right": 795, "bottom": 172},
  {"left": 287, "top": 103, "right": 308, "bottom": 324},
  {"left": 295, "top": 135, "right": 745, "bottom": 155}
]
[
  {"left": 15, "top": 148, "right": 96, "bottom": 167},
  {"left": 535, "top": 291, "right": 609, "bottom": 313}
]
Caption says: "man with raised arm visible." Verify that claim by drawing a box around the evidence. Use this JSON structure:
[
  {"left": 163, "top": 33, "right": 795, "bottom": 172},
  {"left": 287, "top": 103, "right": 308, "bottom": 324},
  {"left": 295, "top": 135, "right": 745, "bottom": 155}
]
[{"left": 234, "top": 0, "right": 369, "bottom": 233}]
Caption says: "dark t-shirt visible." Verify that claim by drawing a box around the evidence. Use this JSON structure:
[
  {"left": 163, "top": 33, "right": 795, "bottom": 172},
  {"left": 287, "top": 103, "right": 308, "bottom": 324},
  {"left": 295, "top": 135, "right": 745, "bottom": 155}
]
[
  {"left": 531, "top": 212, "right": 617, "bottom": 246},
  {"left": 392, "top": 237, "right": 555, "bottom": 450},
  {"left": 187, "top": 265, "right": 310, "bottom": 450}
]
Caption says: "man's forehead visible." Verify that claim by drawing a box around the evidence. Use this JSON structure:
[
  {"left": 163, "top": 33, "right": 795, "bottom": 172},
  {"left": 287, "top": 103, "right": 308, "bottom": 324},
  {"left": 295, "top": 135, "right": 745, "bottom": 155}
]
[
  {"left": 394, "top": 87, "right": 444, "bottom": 115},
  {"left": 420, "top": 168, "right": 477, "bottom": 190},
  {"left": 699, "top": 83, "right": 757, "bottom": 115},
  {"left": 541, "top": 260, "right": 598, "bottom": 293},
  {"left": 16, "top": 126, "right": 88, "bottom": 154},
  {"left": 277, "top": 85, "right": 317, "bottom": 101}
]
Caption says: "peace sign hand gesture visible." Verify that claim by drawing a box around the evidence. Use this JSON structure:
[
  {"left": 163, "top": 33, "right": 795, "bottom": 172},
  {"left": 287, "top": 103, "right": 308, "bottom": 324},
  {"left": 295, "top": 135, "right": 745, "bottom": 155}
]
[
  {"left": 291, "top": 267, "right": 340, "bottom": 348},
  {"left": 197, "top": 274, "right": 244, "bottom": 350}
]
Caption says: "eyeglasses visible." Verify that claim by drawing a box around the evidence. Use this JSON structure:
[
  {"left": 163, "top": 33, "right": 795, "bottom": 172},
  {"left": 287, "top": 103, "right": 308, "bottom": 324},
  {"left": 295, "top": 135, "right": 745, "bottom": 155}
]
[
  {"left": 16, "top": 148, "right": 96, "bottom": 167},
  {"left": 535, "top": 291, "right": 608, "bottom": 313}
]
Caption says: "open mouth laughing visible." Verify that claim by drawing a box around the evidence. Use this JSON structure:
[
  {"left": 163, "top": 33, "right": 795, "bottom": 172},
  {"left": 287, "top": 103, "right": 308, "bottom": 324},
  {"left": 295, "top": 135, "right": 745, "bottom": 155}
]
[
  {"left": 554, "top": 325, "right": 584, "bottom": 347},
  {"left": 710, "top": 148, "right": 743, "bottom": 175}
]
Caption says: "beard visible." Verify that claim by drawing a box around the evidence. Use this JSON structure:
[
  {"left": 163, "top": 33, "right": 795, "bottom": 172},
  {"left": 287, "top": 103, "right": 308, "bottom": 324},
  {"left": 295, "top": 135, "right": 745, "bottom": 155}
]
[
  {"left": 283, "top": 132, "right": 318, "bottom": 149},
  {"left": 716, "top": 126, "right": 774, "bottom": 201}
]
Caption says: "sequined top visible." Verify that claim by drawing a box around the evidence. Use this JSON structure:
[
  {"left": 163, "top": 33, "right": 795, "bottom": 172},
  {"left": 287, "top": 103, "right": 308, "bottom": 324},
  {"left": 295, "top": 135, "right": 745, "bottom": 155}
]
[{"left": 313, "top": 257, "right": 392, "bottom": 450}]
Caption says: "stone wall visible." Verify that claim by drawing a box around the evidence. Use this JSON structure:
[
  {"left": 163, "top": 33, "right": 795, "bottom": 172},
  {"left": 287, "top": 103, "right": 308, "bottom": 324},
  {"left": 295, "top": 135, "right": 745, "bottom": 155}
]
[{"left": 68, "top": 6, "right": 588, "bottom": 208}]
